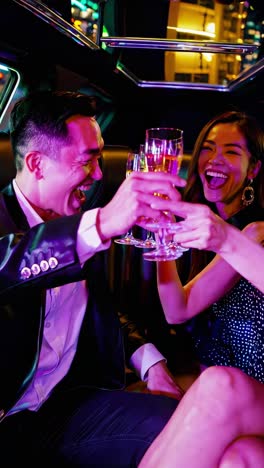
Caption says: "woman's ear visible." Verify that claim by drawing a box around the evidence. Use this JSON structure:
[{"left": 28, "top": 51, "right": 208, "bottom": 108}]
[
  {"left": 24, "top": 151, "right": 43, "bottom": 179},
  {"left": 249, "top": 160, "right": 262, "bottom": 180}
]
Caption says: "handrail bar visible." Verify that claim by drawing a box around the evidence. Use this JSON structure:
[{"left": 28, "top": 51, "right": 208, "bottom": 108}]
[
  {"left": 116, "top": 62, "right": 228, "bottom": 92},
  {"left": 227, "top": 56, "right": 264, "bottom": 92},
  {"left": 13, "top": 0, "right": 100, "bottom": 49},
  {"left": 116, "top": 59, "right": 264, "bottom": 92},
  {"left": 101, "top": 37, "right": 258, "bottom": 55}
]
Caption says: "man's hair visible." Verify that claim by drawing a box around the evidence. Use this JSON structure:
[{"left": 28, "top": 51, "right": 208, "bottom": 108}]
[{"left": 10, "top": 90, "right": 97, "bottom": 171}]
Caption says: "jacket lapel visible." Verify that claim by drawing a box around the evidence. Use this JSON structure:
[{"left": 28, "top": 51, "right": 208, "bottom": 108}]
[{"left": 0, "top": 183, "right": 29, "bottom": 234}]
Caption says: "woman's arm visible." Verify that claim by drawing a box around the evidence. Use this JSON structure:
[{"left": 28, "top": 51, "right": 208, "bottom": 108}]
[
  {"left": 157, "top": 254, "right": 240, "bottom": 324},
  {"left": 166, "top": 202, "right": 264, "bottom": 295},
  {"left": 157, "top": 203, "right": 264, "bottom": 324},
  {"left": 215, "top": 221, "right": 264, "bottom": 294}
]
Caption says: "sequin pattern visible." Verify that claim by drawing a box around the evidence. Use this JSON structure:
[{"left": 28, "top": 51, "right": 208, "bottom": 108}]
[{"left": 193, "top": 278, "right": 264, "bottom": 383}]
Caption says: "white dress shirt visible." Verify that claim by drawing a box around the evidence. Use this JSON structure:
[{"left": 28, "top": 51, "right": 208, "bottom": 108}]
[{"left": 11, "top": 180, "right": 165, "bottom": 414}]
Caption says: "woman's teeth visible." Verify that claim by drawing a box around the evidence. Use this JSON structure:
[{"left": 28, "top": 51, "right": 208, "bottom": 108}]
[{"left": 205, "top": 170, "right": 227, "bottom": 188}]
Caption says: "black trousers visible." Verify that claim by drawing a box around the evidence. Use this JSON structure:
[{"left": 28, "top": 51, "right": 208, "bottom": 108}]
[
  {"left": 0, "top": 299, "right": 178, "bottom": 466},
  {"left": 0, "top": 384, "right": 178, "bottom": 467}
]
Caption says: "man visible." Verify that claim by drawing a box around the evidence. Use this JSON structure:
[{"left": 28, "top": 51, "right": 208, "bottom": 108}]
[
  {"left": 0, "top": 90, "right": 186, "bottom": 465},
  {"left": 1, "top": 91, "right": 263, "bottom": 467}
]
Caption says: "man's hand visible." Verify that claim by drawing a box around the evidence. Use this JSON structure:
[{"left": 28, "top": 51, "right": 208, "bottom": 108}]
[
  {"left": 146, "top": 361, "right": 185, "bottom": 400},
  {"left": 97, "top": 171, "right": 186, "bottom": 242}
]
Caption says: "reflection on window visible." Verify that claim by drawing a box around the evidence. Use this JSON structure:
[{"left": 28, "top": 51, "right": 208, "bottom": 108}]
[
  {"left": 0, "top": 63, "right": 21, "bottom": 131},
  {"left": 183, "top": 0, "right": 214, "bottom": 6},
  {"left": 71, "top": 0, "right": 110, "bottom": 45},
  {"left": 71, "top": 0, "right": 99, "bottom": 42},
  {"left": 0, "top": 65, "right": 11, "bottom": 93},
  {"left": 166, "top": 0, "right": 264, "bottom": 85}
]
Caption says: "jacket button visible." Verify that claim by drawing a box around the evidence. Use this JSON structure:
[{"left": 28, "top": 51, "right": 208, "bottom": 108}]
[
  {"left": 40, "top": 260, "right": 49, "bottom": 272},
  {"left": 31, "top": 264, "right": 41, "bottom": 276},
  {"left": 49, "top": 257, "right": 58, "bottom": 269},
  {"left": 21, "top": 267, "right": 31, "bottom": 279}
]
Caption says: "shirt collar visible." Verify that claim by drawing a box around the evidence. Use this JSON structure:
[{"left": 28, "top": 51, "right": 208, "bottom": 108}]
[{"left": 12, "top": 179, "right": 43, "bottom": 228}]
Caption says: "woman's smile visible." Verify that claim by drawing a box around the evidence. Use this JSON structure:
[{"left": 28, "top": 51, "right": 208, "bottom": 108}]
[{"left": 204, "top": 169, "right": 228, "bottom": 189}]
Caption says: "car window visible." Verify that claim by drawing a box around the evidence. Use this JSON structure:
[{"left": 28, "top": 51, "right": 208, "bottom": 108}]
[
  {"left": 98, "top": 0, "right": 264, "bottom": 91},
  {"left": 0, "top": 63, "right": 21, "bottom": 132}
]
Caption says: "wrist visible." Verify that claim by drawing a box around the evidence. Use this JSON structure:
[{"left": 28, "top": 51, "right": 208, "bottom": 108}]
[
  {"left": 97, "top": 207, "right": 110, "bottom": 242},
  {"left": 217, "top": 223, "right": 242, "bottom": 256},
  {"left": 146, "top": 360, "right": 167, "bottom": 379},
  {"left": 214, "top": 222, "right": 235, "bottom": 255}
]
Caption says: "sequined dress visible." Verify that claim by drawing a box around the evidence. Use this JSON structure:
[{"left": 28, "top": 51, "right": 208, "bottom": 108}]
[
  {"left": 189, "top": 204, "right": 264, "bottom": 383},
  {"left": 193, "top": 278, "right": 264, "bottom": 383}
]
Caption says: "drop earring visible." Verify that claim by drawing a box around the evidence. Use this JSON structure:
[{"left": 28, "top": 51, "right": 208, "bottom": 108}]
[{"left": 241, "top": 178, "right": 254, "bottom": 207}]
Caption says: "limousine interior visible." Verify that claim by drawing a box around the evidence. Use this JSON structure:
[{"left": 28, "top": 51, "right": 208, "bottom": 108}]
[{"left": 1, "top": 0, "right": 264, "bottom": 389}]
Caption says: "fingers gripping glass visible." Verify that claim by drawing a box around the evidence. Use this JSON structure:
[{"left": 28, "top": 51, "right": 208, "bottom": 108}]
[{"left": 143, "top": 127, "right": 187, "bottom": 262}]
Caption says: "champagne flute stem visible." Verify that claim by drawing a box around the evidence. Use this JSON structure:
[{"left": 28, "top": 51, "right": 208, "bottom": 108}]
[
  {"left": 157, "top": 227, "right": 167, "bottom": 249},
  {"left": 124, "top": 229, "right": 134, "bottom": 238},
  {"left": 146, "top": 230, "right": 155, "bottom": 241}
]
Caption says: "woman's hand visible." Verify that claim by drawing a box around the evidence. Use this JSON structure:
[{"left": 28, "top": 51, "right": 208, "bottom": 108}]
[
  {"left": 160, "top": 202, "right": 229, "bottom": 253},
  {"left": 242, "top": 221, "right": 264, "bottom": 246}
]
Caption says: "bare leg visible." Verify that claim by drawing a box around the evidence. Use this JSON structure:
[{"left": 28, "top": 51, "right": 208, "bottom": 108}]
[
  {"left": 219, "top": 436, "right": 264, "bottom": 468},
  {"left": 139, "top": 366, "right": 264, "bottom": 468}
]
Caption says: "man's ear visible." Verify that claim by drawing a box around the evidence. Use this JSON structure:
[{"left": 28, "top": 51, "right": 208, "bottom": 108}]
[
  {"left": 248, "top": 160, "right": 262, "bottom": 180},
  {"left": 24, "top": 151, "right": 43, "bottom": 179}
]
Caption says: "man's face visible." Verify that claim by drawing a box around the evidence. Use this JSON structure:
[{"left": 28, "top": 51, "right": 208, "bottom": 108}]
[{"left": 39, "top": 115, "right": 103, "bottom": 216}]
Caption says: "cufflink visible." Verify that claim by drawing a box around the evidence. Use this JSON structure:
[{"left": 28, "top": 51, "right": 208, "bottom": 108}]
[
  {"left": 40, "top": 260, "right": 49, "bottom": 272},
  {"left": 21, "top": 266, "right": 31, "bottom": 279},
  {"left": 48, "top": 257, "right": 58, "bottom": 269},
  {"left": 31, "top": 263, "right": 41, "bottom": 276}
]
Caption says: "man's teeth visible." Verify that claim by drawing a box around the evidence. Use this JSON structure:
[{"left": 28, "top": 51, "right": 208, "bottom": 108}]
[{"left": 206, "top": 171, "right": 227, "bottom": 179}]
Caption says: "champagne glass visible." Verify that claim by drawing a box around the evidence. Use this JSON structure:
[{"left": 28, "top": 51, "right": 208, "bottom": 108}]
[
  {"left": 143, "top": 127, "right": 185, "bottom": 261},
  {"left": 114, "top": 152, "right": 141, "bottom": 245},
  {"left": 134, "top": 144, "right": 157, "bottom": 249}
]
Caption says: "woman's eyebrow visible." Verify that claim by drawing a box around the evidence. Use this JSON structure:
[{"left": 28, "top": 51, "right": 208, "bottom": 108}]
[
  {"left": 81, "top": 148, "right": 101, "bottom": 157},
  {"left": 203, "top": 139, "right": 215, "bottom": 145},
  {"left": 203, "top": 139, "right": 245, "bottom": 150},
  {"left": 223, "top": 143, "right": 245, "bottom": 150}
]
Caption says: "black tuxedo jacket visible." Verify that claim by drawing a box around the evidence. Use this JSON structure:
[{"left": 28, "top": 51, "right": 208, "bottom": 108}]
[{"left": 0, "top": 183, "right": 146, "bottom": 422}]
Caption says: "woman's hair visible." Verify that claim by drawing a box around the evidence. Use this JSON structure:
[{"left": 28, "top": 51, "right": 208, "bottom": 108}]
[
  {"left": 9, "top": 90, "right": 97, "bottom": 171},
  {"left": 178, "top": 110, "right": 264, "bottom": 283},
  {"left": 184, "top": 110, "right": 264, "bottom": 210}
]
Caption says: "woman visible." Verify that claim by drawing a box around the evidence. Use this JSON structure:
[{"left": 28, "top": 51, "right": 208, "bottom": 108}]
[
  {"left": 139, "top": 206, "right": 264, "bottom": 468},
  {"left": 157, "top": 110, "right": 264, "bottom": 382}
]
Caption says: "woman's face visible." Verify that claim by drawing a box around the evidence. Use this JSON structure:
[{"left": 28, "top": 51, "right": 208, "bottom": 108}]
[{"left": 198, "top": 122, "right": 255, "bottom": 218}]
